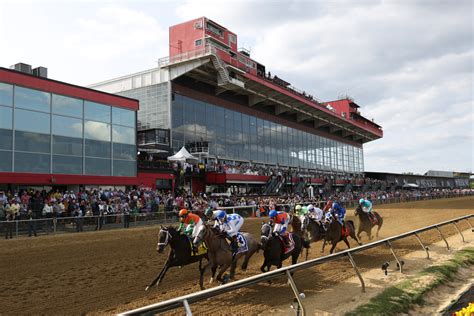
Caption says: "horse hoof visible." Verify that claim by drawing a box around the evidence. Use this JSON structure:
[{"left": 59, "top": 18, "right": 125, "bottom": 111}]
[
  {"left": 209, "top": 278, "right": 214, "bottom": 284},
  {"left": 145, "top": 286, "right": 150, "bottom": 292}
]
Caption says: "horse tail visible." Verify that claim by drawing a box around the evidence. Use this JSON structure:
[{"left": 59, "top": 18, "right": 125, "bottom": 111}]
[{"left": 375, "top": 212, "right": 383, "bottom": 226}]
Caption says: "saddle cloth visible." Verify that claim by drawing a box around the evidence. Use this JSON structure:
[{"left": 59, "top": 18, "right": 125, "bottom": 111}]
[
  {"left": 189, "top": 239, "right": 208, "bottom": 256},
  {"left": 341, "top": 225, "right": 350, "bottom": 238},
  {"left": 282, "top": 233, "right": 295, "bottom": 254},
  {"left": 235, "top": 232, "right": 249, "bottom": 255}
]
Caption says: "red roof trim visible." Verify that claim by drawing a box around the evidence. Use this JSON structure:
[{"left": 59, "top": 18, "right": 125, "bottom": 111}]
[{"left": 0, "top": 68, "right": 138, "bottom": 110}]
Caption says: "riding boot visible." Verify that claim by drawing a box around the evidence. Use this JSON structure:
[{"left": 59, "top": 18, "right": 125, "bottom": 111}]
[
  {"left": 283, "top": 234, "right": 291, "bottom": 248},
  {"left": 230, "top": 236, "right": 238, "bottom": 259},
  {"left": 192, "top": 243, "right": 199, "bottom": 255}
]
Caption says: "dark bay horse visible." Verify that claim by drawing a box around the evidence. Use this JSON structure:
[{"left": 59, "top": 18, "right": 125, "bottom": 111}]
[
  {"left": 260, "top": 222, "right": 310, "bottom": 272},
  {"left": 321, "top": 213, "right": 361, "bottom": 254},
  {"left": 148, "top": 225, "right": 208, "bottom": 291},
  {"left": 354, "top": 205, "right": 383, "bottom": 240}
]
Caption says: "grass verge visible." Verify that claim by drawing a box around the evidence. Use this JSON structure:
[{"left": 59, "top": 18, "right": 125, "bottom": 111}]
[{"left": 345, "top": 248, "right": 474, "bottom": 316}]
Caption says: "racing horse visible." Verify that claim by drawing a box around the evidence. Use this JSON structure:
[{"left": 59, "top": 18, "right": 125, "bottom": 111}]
[
  {"left": 321, "top": 213, "right": 361, "bottom": 254},
  {"left": 292, "top": 215, "right": 326, "bottom": 244},
  {"left": 260, "top": 222, "right": 310, "bottom": 272},
  {"left": 147, "top": 225, "right": 208, "bottom": 291},
  {"left": 194, "top": 224, "right": 235, "bottom": 284},
  {"left": 354, "top": 205, "right": 383, "bottom": 240}
]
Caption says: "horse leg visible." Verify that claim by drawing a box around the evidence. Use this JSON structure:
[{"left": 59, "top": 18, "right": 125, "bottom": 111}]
[
  {"left": 229, "top": 256, "right": 238, "bottom": 280},
  {"left": 376, "top": 219, "right": 383, "bottom": 238},
  {"left": 199, "top": 259, "right": 210, "bottom": 290},
  {"left": 209, "top": 264, "right": 218, "bottom": 284},
  {"left": 329, "top": 241, "right": 337, "bottom": 254},
  {"left": 216, "top": 262, "right": 231, "bottom": 284},
  {"left": 351, "top": 229, "right": 362, "bottom": 245},
  {"left": 343, "top": 237, "right": 351, "bottom": 249},
  {"left": 321, "top": 238, "right": 327, "bottom": 253},
  {"left": 241, "top": 252, "right": 252, "bottom": 271}
]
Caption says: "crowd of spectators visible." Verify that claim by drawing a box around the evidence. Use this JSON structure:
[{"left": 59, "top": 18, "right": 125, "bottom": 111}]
[{"left": 0, "top": 184, "right": 471, "bottom": 239}]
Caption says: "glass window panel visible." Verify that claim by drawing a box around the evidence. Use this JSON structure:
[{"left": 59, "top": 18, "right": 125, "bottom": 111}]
[
  {"left": 0, "top": 106, "right": 12, "bottom": 129},
  {"left": 0, "top": 129, "right": 12, "bottom": 150},
  {"left": 52, "top": 115, "right": 82, "bottom": 138},
  {"left": 15, "top": 152, "right": 50, "bottom": 173},
  {"left": 112, "top": 125, "right": 135, "bottom": 145},
  {"left": 53, "top": 155, "right": 83, "bottom": 175},
  {"left": 0, "top": 151, "right": 12, "bottom": 172},
  {"left": 113, "top": 143, "right": 136, "bottom": 160},
  {"left": 84, "top": 101, "right": 110, "bottom": 123},
  {"left": 0, "top": 83, "right": 13, "bottom": 107},
  {"left": 15, "top": 86, "right": 50, "bottom": 112},
  {"left": 52, "top": 94, "right": 83, "bottom": 117},
  {"left": 15, "top": 131, "right": 50, "bottom": 153},
  {"left": 53, "top": 135, "right": 83, "bottom": 156},
  {"left": 85, "top": 158, "right": 111, "bottom": 176},
  {"left": 15, "top": 109, "right": 50, "bottom": 134},
  {"left": 85, "top": 139, "right": 111, "bottom": 158},
  {"left": 112, "top": 107, "right": 135, "bottom": 127},
  {"left": 113, "top": 160, "right": 136, "bottom": 177},
  {"left": 84, "top": 120, "right": 110, "bottom": 141}
]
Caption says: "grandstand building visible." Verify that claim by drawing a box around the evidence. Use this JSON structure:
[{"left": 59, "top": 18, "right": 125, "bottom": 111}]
[
  {"left": 0, "top": 64, "right": 139, "bottom": 191},
  {"left": 90, "top": 17, "right": 383, "bottom": 192}
]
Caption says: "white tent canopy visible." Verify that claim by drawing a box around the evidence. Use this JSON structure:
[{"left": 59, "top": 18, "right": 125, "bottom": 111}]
[
  {"left": 167, "top": 146, "right": 199, "bottom": 162},
  {"left": 402, "top": 183, "right": 419, "bottom": 188}
]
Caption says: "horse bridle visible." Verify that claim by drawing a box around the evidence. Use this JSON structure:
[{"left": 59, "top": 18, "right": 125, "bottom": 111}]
[{"left": 157, "top": 228, "right": 171, "bottom": 247}]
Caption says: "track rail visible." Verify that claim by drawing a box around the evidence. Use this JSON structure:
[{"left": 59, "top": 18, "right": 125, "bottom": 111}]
[{"left": 119, "top": 214, "right": 473, "bottom": 316}]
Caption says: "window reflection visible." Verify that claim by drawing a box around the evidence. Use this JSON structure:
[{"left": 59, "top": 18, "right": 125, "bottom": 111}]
[
  {"left": 52, "top": 94, "right": 83, "bottom": 118},
  {"left": 15, "top": 109, "right": 50, "bottom": 134},
  {"left": 84, "top": 101, "right": 110, "bottom": 123},
  {"left": 52, "top": 115, "right": 83, "bottom": 138},
  {"left": 112, "top": 107, "right": 135, "bottom": 127},
  {"left": 85, "top": 120, "right": 110, "bottom": 141},
  {"left": 0, "top": 83, "right": 13, "bottom": 107},
  {"left": 15, "top": 86, "right": 50, "bottom": 112}
]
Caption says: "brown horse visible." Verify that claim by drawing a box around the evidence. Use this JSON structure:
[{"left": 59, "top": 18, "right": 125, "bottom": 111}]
[
  {"left": 354, "top": 205, "right": 383, "bottom": 240},
  {"left": 194, "top": 224, "right": 233, "bottom": 284},
  {"left": 321, "top": 213, "right": 361, "bottom": 254}
]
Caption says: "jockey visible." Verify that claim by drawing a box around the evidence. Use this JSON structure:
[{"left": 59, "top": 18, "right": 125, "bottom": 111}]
[
  {"left": 177, "top": 209, "right": 203, "bottom": 251},
  {"left": 216, "top": 210, "right": 244, "bottom": 256},
  {"left": 323, "top": 200, "right": 333, "bottom": 213},
  {"left": 330, "top": 201, "right": 346, "bottom": 226},
  {"left": 269, "top": 210, "right": 291, "bottom": 247},
  {"left": 359, "top": 198, "right": 376, "bottom": 223},
  {"left": 307, "top": 204, "right": 324, "bottom": 225},
  {"left": 294, "top": 204, "right": 308, "bottom": 224}
]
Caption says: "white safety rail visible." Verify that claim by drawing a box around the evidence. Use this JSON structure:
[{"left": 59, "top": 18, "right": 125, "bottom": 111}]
[{"left": 119, "top": 214, "right": 473, "bottom": 316}]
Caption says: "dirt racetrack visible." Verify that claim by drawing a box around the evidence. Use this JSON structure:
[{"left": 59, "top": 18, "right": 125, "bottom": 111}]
[{"left": 0, "top": 197, "right": 472, "bottom": 315}]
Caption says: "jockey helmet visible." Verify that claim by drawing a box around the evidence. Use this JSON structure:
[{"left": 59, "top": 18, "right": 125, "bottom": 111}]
[
  {"left": 307, "top": 204, "right": 314, "bottom": 211},
  {"left": 216, "top": 210, "right": 226, "bottom": 220},
  {"left": 179, "top": 209, "right": 189, "bottom": 217},
  {"left": 269, "top": 210, "right": 277, "bottom": 218},
  {"left": 359, "top": 198, "right": 365, "bottom": 204},
  {"left": 295, "top": 205, "right": 302, "bottom": 211},
  {"left": 204, "top": 207, "right": 213, "bottom": 218}
]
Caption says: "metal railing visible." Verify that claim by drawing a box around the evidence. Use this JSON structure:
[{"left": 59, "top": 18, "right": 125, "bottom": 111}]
[
  {"left": 0, "top": 211, "right": 179, "bottom": 238},
  {"left": 119, "top": 214, "right": 473, "bottom": 316}
]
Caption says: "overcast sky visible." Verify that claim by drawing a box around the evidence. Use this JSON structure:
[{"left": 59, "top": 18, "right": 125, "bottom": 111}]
[{"left": 1, "top": 0, "right": 472, "bottom": 174}]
